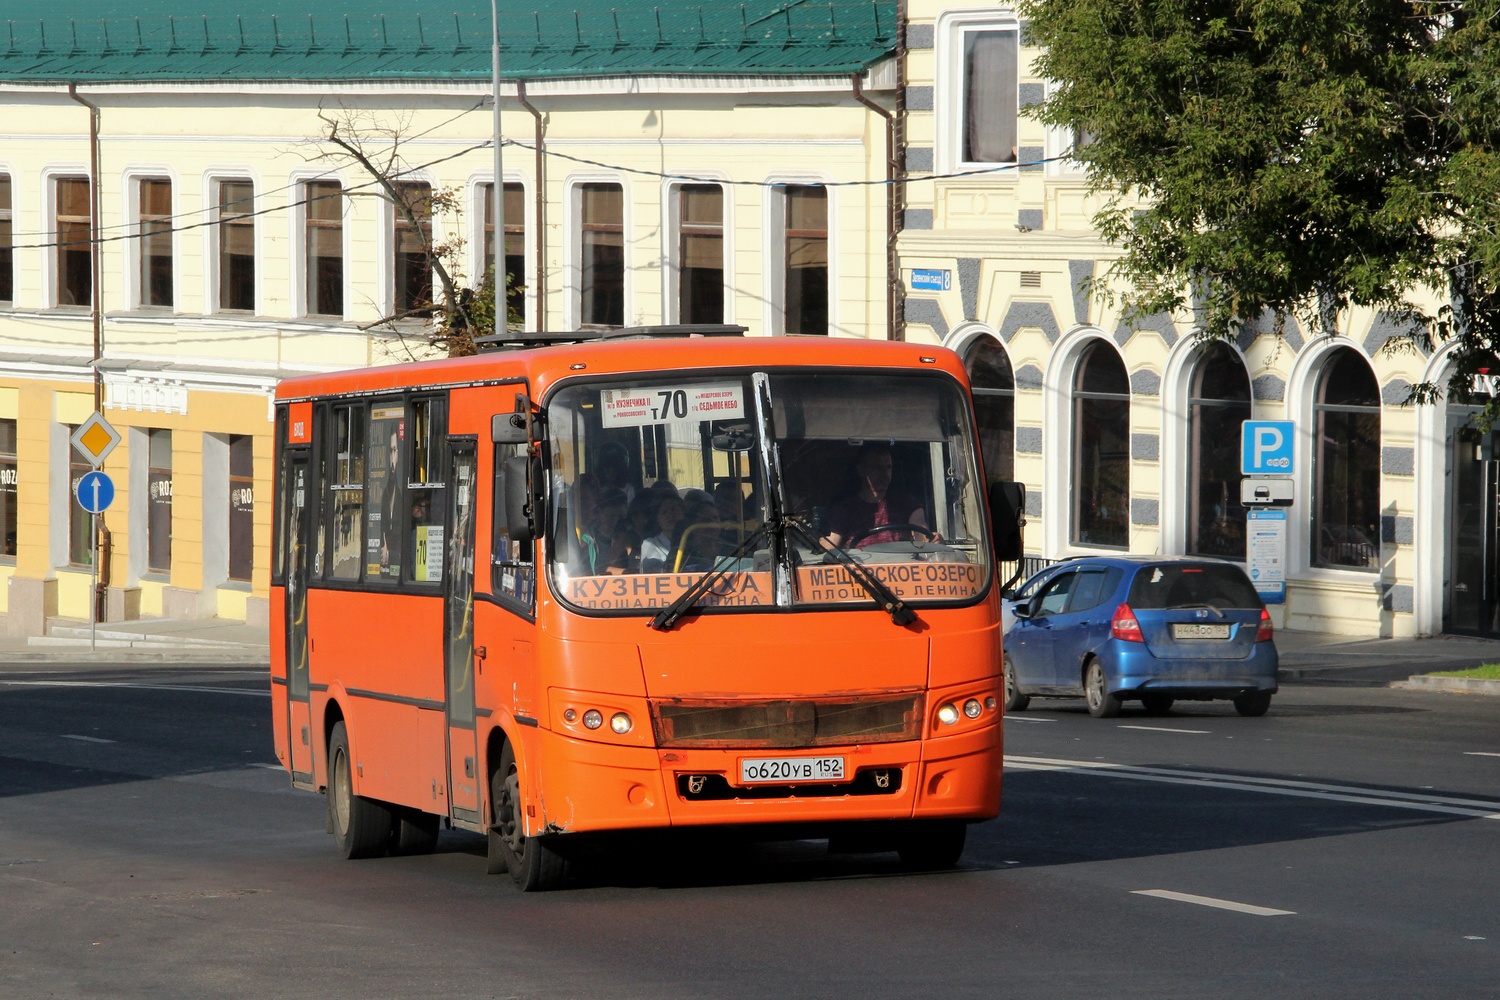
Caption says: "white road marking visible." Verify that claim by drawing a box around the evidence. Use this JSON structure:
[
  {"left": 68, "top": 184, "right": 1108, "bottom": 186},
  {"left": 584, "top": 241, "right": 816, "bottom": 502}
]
[
  {"left": 60, "top": 734, "right": 114, "bottom": 744},
  {"left": 1003, "top": 716, "right": 1056, "bottom": 723},
  {"left": 1118, "top": 725, "right": 1211, "bottom": 734},
  {"left": 1464, "top": 752, "right": 1500, "bottom": 758},
  {"left": 1133, "top": 889, "right": 1294, "bottom": 917},
  {"left": 248, "top": 763, "right": 283, "bottom": 770},
  {"left": 1007, "top": 755, "right": 1500, "bottom": 820},
  {"left": 2, "top": 680, "right": 268, "bottom": 698}
]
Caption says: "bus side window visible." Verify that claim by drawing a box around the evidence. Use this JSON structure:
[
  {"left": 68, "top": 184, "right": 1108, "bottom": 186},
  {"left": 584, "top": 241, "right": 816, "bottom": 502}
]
[
  {"left": 407, "top": 397, "right": 447, "bottom": 585},
  {"left": 328, "top": 403, "right": 366, "bottom": 582},
  {"left": 492, "top": 442, "right": 536, "bottom": 611}
]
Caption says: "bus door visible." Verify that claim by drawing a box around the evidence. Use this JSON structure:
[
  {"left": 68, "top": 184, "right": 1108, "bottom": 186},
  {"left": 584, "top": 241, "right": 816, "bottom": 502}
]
[
  {"left": 284, "top": 453, "right": 315, "bottom": 785},
  {"left": 443, "top": 440, "right": 482, "bottom": 822}
]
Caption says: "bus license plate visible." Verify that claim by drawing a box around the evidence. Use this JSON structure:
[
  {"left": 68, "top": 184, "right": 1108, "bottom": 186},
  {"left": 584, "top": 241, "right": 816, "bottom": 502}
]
[
  {"left": 1173, "top": 623, "right": 1230, "bottom": 639},
  {"left": 740, "top": 756, "right": 845, "bottom": 784}
]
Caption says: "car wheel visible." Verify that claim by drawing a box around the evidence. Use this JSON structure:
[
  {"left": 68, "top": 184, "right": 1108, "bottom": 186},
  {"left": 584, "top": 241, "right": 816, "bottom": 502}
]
[
  {"left": 1233, "top": 691, "right": 1273, "bottom": 717},
  {"left": 1003, "top": 655, "right": 1030, "bottom": 713},
  {"left": 1140, "top": 694, "right": 1174, "bottom": 715},
  {"left": 1084, "top": 660, "right": 1120, "bottom": 719}
]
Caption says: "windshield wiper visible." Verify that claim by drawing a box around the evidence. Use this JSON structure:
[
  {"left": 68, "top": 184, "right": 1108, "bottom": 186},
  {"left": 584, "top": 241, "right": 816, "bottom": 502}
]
[
  {"left": 782, "top": 519, "right": 919, "bottom": 628},
  {"left": 648, "top": 523, "right": 771, "bottom": 631}
]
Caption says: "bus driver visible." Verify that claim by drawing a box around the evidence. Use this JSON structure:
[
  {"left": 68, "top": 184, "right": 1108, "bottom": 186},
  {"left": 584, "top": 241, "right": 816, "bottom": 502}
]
[{"left": 823, "top": 442, "right": 932, "bottom": 549}]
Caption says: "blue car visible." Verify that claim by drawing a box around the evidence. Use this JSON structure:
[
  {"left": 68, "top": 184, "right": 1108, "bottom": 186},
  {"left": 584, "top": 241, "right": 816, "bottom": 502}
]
[{"left": 1002, "top": 556, "right": 1278, "bottom": 718}]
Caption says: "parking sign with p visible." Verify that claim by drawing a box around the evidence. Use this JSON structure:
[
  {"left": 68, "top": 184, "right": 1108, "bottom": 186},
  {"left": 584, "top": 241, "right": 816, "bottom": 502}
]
[{"left": 1241, "top": 420, "right": 1295, "bottom": 475}]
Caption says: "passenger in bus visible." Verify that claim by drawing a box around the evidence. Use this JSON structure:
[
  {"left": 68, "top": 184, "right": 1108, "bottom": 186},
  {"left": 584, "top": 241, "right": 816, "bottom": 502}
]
[
  {"left": 585, "top": 489, "right": 632, "bottom": 575},
  {"left": 593, "top": 441, "right": 636, "bottom": 503},
  {"left": 640, "top": 491, "right": 686, "bottom": 573},
  {"left": 823, "top": 442, "right": 931, "bottom": 549}
]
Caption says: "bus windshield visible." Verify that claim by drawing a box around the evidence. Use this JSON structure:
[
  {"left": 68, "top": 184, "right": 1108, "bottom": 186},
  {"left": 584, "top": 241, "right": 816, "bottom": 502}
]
[{"left": 546, "top": 370, "right": 991, "bottom": 615}]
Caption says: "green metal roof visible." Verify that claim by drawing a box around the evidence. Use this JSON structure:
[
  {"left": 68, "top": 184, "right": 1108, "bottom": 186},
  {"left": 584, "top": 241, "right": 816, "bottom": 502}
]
[{"left": 0, "top": 2, "right": 897, "bottom": 83}]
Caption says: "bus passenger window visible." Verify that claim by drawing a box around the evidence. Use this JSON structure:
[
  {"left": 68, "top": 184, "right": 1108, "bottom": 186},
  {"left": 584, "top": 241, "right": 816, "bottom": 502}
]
[
  {"left": 407, "top": 398, "right": 447, "bottom": 585},
  {"left": 366, "top": 403, "right": 405, "bottom": 582},
  {"left": 328, "top": 404, "right": 365, "bottom": 581}
]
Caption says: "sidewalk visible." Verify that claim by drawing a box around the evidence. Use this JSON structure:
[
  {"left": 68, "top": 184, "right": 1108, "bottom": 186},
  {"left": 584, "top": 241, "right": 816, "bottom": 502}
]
[
  {"left": 0, "top": 615, "right": 269, "bottom": 666},
  {"left": 1276, "top": 628, "right": 1500, "bottom": 686}
]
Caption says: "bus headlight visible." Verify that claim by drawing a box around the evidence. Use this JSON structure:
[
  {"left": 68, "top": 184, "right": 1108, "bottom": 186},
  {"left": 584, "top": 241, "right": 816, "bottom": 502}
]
[
  {"left": 964, "top": 699, "right": 983, "bottom": 719},
  {"left": 583, "top": 710, "right": 604, "bottom": 730},
  {"left": 610, "top": 712, "right": 633, "bottom": 734},
  {"left": 937, "top": 703, "right": 960, "bottom": 726}
]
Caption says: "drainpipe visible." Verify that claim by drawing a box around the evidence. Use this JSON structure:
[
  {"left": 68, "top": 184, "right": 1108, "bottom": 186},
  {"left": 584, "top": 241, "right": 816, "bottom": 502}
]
[
  {"left": 853, "top": 72, "right": 899, "bottom": 342},
  {"left": 67, "top": 82, "right": 111, "bottom": 621},
  {"left": 516, "top": 80, "right": 547, "bottom": 332}
]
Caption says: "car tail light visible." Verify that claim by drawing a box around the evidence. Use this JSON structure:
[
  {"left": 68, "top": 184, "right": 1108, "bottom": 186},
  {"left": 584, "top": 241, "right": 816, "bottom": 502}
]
[
  {"left": 1255, "top": 608, "right": 1274, "bottom": 642},
  {"left": 1111, "top": 603, "right": 1144, "bottom": 642}
]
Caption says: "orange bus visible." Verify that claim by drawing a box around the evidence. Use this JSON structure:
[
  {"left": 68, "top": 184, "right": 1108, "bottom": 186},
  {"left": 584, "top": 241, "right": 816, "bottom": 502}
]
[{"left": 270, "top": 327, "right": 1017, "bottom": 890}]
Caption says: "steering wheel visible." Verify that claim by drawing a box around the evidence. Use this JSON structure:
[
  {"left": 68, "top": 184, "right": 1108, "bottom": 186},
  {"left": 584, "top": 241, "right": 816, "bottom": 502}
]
[{"left": 845, "top": 522, "right": 940, "bottom": 549}]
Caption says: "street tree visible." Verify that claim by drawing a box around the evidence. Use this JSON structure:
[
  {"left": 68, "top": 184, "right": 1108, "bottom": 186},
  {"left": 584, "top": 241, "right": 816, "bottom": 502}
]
[
  {"left": 312, "top": 105, "right": 519, "bottom": 358},
  {"left": 1019, "top": 0, "right": 1500, "bottom": 405}
]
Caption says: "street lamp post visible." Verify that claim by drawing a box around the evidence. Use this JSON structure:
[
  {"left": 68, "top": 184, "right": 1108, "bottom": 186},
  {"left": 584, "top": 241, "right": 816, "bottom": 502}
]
[{"left": 492, "top": 0, "right": 506, "bottom": 339}]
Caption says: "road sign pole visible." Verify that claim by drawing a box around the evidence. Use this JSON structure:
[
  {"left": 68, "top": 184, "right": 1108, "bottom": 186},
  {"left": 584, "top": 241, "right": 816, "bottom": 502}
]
[{"left": 90, "top": 511, "right": 98, "bottom": 652}]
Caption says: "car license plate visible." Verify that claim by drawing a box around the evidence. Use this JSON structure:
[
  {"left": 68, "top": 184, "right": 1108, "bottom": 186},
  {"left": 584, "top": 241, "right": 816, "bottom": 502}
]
[
  {"left": 1173, "top": 623, "right": 1231, "bottom": 639},
  {"left": 739, "top": 756, "right": 845, "bottom": 784}
]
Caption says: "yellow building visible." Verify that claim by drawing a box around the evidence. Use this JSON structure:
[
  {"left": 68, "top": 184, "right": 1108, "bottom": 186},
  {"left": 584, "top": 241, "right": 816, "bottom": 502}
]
[
  {"left": 900, "top": 2, "right": 1460, "bottom": 639},
  {"left": 0, "top": 2, "right": 902, "bottom": 636}
]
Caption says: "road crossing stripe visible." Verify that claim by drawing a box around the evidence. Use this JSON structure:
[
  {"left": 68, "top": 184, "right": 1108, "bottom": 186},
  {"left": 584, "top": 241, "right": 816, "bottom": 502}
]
[
  {"left": 1006, "top": 755, "right": 1500, "bottom": 820},
  {"left": 60, "top": 734, "right": 114, "bottom": 744},
  {"left": 1117, "top": 725, "right": 1211, "bottom": 734},
  {"left": 1464, "top": 752, "right": 1500, "bottom": 758},
  {"left": 1003, "top": 716, "right": 1056, "bottom": 723},
  {"left": 1132, "top": 889, "right": 1294, "bottom": 917}
]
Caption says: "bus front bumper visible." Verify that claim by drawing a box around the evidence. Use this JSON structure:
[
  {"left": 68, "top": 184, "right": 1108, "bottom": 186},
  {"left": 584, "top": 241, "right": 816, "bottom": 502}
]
[{"left": 529, "top": 723, "right": 1000, "bottom": 836}]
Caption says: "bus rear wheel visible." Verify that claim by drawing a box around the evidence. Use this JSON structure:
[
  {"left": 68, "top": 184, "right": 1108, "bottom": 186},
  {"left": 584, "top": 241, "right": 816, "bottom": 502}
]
[
  {"left": 896, "top": 820, "right": 967, "bottom": 870},
  {"left": 327, "top": 721, "right": 392, "bottom": 859},
  {"left": 490, "top": 742, "right": 566, "bottom": 891}
]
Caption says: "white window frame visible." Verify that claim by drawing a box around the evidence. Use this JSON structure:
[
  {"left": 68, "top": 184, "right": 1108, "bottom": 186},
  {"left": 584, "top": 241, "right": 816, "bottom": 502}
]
[
  {"left": 123, "top": 168, "right": 178, "bottom": 312},
  {"left": 380, "top": 172, "right": 441, "bottom": 321},
  {"left": 0, "top": 163, "right": 15, "bottom": 308},
  {"left": 288, "top": 170, "right": 351, "bottom": 322},
  {"left": 564, "top": 173, "right": 631, "bottom": 331},
  {"left": 662, "top": 175, "right": 733, "bottom": 326},
  {"left": 43, "top": 166, "right": 93, "bottom": 310},
  {"left": 203, "top": 172, "right": 260, "bottom": 316},
  {"left": 762, "top": 176, "right": 835, "bottom": 336},
  {"left": 935, "top": 9, "right": 1022, "bottom": 177},
  {"left": 469, "top": 175, "right": 532, "bottom": 330}
]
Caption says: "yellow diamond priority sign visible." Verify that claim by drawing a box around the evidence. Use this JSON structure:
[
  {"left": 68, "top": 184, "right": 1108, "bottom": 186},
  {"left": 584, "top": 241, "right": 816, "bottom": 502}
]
[{"left": 70, "top": 412, "right": 121, "bottom": 468}]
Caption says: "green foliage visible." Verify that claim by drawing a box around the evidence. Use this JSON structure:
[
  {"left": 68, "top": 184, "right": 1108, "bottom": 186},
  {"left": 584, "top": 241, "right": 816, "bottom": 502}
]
[{"left": 1020, "top": 0, "right": 1500, "bottom": 409}]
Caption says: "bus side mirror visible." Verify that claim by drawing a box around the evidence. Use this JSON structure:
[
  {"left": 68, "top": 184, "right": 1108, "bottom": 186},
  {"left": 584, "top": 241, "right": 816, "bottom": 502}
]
[
  {"left": 988, "top": 480, "right": 1026, "bottom": 561},
  {"left": 492, "top": 412, "right": 528, "bottom": 445},
  {"left": 501, "top": 454, "right": 536, "bottom": 548}
]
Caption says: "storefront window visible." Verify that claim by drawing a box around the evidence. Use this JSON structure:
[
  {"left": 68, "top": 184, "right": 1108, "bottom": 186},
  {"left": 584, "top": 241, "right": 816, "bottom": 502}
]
[
  {"left": 0, "top": 419, "right": 16, "bottom": 557},
  {"left": 147, "top": 429, "right": 172, "bottom": 573},
  {"left": 1188, "top": 342, "right": 1251, "bottom": 558},
  {"left": 963, "top": 335, "right": 1015, "bottom": 484},
  {"left": 67, "top": 427, "right": 92, "bottom": 567},
  {"left": 229, "top": 435, "right": 254, "bottom": 582},
  {"left": 1314, "top": 348, "right": 1381, "bottom": 570}
]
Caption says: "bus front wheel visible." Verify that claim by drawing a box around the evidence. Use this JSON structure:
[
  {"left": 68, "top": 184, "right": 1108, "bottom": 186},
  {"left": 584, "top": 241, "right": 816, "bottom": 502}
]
[
  {"left": 327, "top": 721, "right": 393, "bottom": 859},
  {"left": 896, "top": 820, "right": 967, "bottom": 870},
  {"left": 490, "top": 742, "right": 566, "bottom": 891}
]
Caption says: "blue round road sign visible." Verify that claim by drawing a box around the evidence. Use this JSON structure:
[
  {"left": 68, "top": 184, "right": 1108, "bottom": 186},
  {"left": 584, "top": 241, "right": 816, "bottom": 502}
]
[{"left": 76, "top": 470, "right": 115, "bottom": 514}]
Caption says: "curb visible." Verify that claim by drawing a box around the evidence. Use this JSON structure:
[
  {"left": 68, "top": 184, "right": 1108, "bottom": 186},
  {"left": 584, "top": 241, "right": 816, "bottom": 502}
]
[
  {"left": 0, "top": 651, "right": 268, "bottom": 666},
  {"left": 1394, "top": 675, "right": 1500, "bottom": 696}
]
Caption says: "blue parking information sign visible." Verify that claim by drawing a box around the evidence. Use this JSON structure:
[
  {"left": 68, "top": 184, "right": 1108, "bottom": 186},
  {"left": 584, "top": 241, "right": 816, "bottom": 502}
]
[
  {"left": 1241, "top": 420, "right": 1295, "bottom": 475},
  {"left": 75, "top": 470, "right": 115, "bottom": 514}
]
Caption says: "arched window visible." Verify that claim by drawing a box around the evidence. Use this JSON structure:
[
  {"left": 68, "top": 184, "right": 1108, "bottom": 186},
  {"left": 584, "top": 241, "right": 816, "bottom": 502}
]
[
  {"left": 1073, "top": 341, "right": 1130, "bottom": 547},
  {"left": 964, "top": 335, "right": 1014, "bottom": 483},
  {"left": 1188, "top": 342, "right": 1251, "bottom": 557},
  {"left": 1313, "top": 348, "right": 1381, "bottom": 570}
]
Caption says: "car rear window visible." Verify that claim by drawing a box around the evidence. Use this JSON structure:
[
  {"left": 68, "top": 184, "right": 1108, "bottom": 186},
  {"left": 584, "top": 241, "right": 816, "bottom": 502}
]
[{"left": 1126, "top": 563, "right": 1261, "bottom": 610}]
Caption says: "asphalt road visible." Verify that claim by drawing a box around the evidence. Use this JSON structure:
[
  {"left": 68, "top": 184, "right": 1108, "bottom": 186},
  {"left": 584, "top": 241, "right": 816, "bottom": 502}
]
[{"left": 1, "top": 666, "right": 1497, "bottom": 999}]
